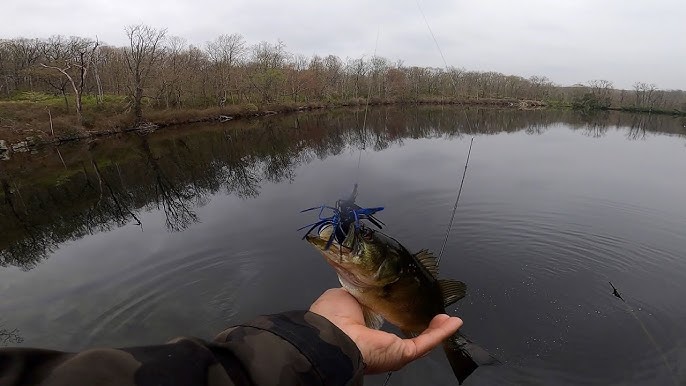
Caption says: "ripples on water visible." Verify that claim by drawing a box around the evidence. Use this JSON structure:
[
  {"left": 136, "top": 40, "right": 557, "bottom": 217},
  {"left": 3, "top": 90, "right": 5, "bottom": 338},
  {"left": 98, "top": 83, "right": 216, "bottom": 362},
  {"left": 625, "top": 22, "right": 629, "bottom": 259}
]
[{"left": 1, "top": 107, "right": 685, "bottom": 385}]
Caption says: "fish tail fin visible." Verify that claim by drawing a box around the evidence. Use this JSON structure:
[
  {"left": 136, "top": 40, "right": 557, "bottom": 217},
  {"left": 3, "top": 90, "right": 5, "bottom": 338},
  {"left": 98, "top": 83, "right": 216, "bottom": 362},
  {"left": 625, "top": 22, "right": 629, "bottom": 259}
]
[
  {"left": 442, "top": 342, "right": 478, "bottom": 385},
  {"left": 442, "top": 332, "right": 500, "bottom": 384}
]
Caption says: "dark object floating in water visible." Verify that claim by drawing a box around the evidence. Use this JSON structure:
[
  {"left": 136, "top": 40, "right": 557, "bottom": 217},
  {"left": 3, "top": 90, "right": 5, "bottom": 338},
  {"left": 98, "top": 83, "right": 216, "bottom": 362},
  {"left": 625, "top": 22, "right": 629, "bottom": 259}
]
[{"left": 609, "top": 281, "right": 625, "bottom": 302}]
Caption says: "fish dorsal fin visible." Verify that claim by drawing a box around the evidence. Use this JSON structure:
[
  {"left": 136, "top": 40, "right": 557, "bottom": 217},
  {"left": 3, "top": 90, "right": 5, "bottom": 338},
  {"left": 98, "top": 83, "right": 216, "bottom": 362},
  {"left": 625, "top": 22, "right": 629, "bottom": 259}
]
[
  {"left": 362, "top": 306, "right": 385, "bottom": 330},
  {"left": 414, "top": 249, "right": 438, "bottom": 277},
  {"left": 440, "top": 279, "right": 467, "bottom": 306}
]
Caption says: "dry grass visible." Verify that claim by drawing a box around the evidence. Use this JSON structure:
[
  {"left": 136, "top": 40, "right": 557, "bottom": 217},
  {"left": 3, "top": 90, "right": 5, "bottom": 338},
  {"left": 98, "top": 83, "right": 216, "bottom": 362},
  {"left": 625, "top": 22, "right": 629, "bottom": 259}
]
[{"left": 0, "top": 95, "right": 548, "bottom": 146}]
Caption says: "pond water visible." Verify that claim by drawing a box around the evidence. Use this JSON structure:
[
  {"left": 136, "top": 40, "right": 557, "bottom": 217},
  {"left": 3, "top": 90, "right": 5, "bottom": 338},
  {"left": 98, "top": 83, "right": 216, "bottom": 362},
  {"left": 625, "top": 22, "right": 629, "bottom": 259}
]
[{"left": 1, "top": 106, "right": 685, "bottom": 385}]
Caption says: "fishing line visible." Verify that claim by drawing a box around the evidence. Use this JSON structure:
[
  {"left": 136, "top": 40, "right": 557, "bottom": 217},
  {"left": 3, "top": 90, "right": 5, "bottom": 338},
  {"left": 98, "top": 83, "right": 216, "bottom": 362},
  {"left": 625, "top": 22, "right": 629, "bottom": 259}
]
[
  {"left": 416, "top": 0, "right": 462, "bottom": 95},
  {"left": 416, "top": 0, "right": 477, "bottom": 264},
  {"left": 608, "top": 282, "right": 679, "bottom": 386},
  {"left": 416, "top": 0, "right": 449, "bottom": 70},
  {"left": 384, "top": 2, "right": 473, "bottom": 385},
  {"left": 416, "top": 0, "right": 476, "bottom": 264},
  {"left": 355, "top": 27, "right": 381, "bottom": 187},
  {"left": 382, "top": 370, "right": 393, "bottom": 386}
]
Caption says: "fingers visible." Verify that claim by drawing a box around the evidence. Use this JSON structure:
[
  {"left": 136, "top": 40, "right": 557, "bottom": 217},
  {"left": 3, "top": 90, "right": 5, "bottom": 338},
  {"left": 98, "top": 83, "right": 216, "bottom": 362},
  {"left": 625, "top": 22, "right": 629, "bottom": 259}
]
[
  {"left": 317, "top": 288, "right": 356, "bottom": 303},
  {"left": 312, "top": 289, "right": 464, "bottom": 373},
  {"left": 404, "top": 314, "right": 463, "bottom": 360},
  {"left": 310, "top": 288, "right": 365, "bottom": 326},
  {"left": 311, "top": 288, "right": 352, "bottom": 311}
]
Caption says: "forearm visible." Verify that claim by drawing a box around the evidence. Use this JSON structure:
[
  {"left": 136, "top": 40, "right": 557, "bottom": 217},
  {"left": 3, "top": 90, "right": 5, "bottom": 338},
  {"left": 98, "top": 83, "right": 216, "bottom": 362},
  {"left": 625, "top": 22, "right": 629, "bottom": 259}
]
[
  {"left": 0, "top": 311, "right": 364, "bottom": 386},
  {"left": 213, "top": 311, "right": 365, "bottom": 385}
]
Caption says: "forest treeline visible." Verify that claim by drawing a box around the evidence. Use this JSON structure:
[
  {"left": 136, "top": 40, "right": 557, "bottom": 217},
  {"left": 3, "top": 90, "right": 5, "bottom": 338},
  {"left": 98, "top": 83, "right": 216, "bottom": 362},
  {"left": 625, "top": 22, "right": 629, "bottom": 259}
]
[{"left": 1, "top": 25, "right": 685, "bottom": 136}]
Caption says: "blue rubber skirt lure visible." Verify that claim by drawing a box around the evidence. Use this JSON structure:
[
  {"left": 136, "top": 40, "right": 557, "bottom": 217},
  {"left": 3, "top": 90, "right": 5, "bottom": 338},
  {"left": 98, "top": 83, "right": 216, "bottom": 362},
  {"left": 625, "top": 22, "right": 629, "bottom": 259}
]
[{"left": 298, "top": 184, "right": 384, "bottom": 249}]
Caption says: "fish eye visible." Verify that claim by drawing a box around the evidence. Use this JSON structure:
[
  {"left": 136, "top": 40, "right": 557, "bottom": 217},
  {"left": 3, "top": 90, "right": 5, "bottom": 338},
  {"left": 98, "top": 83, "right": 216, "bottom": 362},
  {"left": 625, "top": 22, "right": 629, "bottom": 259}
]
[{"left": 361, "top": 227, "right": 374, "bottom": 240}]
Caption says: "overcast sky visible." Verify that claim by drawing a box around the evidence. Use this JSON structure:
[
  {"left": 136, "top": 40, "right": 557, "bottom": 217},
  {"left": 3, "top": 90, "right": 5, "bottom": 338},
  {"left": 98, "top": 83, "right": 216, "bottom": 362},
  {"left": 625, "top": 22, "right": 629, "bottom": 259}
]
[{"left": 3, "top": 0, "right": 684, "bottom": 89}]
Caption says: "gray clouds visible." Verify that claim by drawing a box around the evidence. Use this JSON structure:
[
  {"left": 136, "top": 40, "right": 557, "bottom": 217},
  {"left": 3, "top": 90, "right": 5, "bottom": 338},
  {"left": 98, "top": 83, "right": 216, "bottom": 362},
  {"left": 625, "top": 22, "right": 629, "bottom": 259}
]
[{"left": 2, "top": 0, "right": 684, "bottom": 89}]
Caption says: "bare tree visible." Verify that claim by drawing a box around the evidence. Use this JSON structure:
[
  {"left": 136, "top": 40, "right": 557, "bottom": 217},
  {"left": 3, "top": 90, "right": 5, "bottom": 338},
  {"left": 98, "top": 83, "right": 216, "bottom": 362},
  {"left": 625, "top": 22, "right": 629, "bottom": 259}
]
[
  {"left": 529, "top": 75, "right": 553, "bottom": 100},
  {"left": 323, "top": 55, "right": 344, "bottom": 97},
  {"left": 3, "top": 30, "right": 686, "bottom": 118},
  {"left": 36, "top": 36, "right": 71, "bottom": 108},
  {"left": 124, "top": 24, "right": 167, "bottom": 124},
  {"left": 249, "top": 40, "right": 288, "bottom": 103},
  {"left": 40, "top": 37, "right": 99, "bottom": 124},
  {"left": 588, "top": 79, "right": 613, "bottom": 104},
  {"left": 154, "top": 36, "right": 188, "bottom": 109},
  {"left": 633, "top": 82, "right": 659, "bottom": 109},
  {"left": 286, "top": 54, "right": 308, "bottom": 101},
  {"left": 91, "top": 38, "right": 105, "bottom": 104},
  {"left": 369, "top": 56, "right": 388, "bottom": 99},
  {"left": 206, "top": 33, "right": 246, "bottom": 105},
  {"left": 6, "top": 38, "right": 43, "bottom": 91},
  {"left": 347, "top": 57, "right": 368, "bottom": 99}
]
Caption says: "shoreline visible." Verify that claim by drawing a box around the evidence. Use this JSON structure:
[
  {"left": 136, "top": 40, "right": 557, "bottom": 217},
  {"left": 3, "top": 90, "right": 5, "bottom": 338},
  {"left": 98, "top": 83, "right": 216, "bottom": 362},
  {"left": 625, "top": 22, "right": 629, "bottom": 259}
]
[
  {"left": 1, "top": 97, "right": 684, "bottom": 156},
  {"left": 0, "top": 98, "right": 546, "bottom": 154}
]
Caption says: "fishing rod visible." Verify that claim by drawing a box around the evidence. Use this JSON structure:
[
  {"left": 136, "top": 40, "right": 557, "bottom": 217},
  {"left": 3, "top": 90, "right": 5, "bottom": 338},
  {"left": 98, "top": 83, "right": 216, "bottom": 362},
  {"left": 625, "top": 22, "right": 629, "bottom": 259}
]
[
  {"left": 437, "top": 137, "right": 474, "bottom": 264},
  {"left": 437, "top": 110, "right": 476, "bottom": 266}
]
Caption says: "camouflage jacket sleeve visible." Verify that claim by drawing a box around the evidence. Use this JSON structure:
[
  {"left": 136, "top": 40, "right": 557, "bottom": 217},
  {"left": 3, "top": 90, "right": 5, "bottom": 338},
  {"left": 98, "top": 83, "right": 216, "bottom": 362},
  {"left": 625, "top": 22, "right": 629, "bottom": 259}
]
[{"left": 0, "top": 311, "right": 365, "bottom": 386}]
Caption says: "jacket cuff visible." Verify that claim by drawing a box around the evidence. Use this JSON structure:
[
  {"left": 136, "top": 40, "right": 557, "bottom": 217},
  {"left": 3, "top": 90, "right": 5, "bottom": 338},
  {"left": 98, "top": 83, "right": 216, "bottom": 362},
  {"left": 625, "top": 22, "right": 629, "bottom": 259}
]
[{"left": 215, "top": 310, "right": 364, "bottom": 386}]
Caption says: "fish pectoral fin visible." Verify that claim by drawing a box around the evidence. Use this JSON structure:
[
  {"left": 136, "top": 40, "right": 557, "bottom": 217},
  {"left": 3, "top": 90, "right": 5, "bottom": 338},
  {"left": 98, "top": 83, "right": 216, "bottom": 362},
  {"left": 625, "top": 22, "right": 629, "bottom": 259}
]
[
  {"left": 439, "top": 279, "right": 467, "bottom": 306},
  {"left": 414, "top": 249, "right": 439, "bottom": 277},
  {"left": 362, "top": 306, "right": 385, "bottom": 330}
]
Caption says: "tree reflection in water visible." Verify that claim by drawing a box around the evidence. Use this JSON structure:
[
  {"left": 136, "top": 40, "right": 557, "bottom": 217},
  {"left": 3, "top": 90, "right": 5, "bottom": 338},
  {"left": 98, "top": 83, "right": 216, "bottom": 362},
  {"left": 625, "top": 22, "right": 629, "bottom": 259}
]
[{"left": 1, "top": 106, "right": 684, "bottom": 270}]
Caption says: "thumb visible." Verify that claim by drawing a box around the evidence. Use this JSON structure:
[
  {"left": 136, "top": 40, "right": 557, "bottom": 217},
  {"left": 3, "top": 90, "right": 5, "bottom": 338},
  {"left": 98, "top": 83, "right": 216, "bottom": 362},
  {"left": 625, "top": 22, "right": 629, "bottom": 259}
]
[{"left": 403, "top": 315, "right": 463, "bottom": 360}]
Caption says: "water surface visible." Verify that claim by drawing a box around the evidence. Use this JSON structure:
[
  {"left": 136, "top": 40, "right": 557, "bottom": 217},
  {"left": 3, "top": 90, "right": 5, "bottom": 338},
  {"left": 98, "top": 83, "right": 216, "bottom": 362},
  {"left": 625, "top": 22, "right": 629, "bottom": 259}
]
[{"left": 1, "top": 107, "right": 685, "bottom": 385}]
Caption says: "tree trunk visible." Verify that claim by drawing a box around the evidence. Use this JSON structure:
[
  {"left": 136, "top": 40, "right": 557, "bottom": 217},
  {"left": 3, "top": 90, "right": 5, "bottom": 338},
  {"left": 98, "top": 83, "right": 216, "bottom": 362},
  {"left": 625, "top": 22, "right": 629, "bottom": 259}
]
[
  {"left": 134, "top": 85, "right": 144, "bottom": 124},
  {"left": 93, "top": 64, "right": 104, "bottom": 104},
  {"left": 61, "top": 88, "right": 69, "bottom": 110},
  {"left": 75, "top": 92, "right": 83, "bottom": 123}
]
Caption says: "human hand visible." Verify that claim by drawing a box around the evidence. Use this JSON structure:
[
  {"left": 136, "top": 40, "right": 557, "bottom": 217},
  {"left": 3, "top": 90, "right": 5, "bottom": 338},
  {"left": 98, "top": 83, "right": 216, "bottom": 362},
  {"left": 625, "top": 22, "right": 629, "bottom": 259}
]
[{"left": 310, "top": 288, "right": 463, "bottom": 374}]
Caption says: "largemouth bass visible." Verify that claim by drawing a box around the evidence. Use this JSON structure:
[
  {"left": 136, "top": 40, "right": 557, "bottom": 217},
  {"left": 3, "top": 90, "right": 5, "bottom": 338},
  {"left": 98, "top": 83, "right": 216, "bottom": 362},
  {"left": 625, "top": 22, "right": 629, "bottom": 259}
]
[{"left": 305, "top": 223, "right": 498, "bottom": 384}]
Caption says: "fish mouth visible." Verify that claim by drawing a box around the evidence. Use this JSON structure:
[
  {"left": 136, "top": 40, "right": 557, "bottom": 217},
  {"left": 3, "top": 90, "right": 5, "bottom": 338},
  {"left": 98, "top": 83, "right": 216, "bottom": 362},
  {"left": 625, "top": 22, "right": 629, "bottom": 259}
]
[
  {"left": 305, "top": 225, "right": 376, "bottom": 290},
  {"left": 305, "top": 224, "right": 354, "bottom": 255},
  {"left": 304, "top": 238, "right": 354, "bottom": 256}
]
